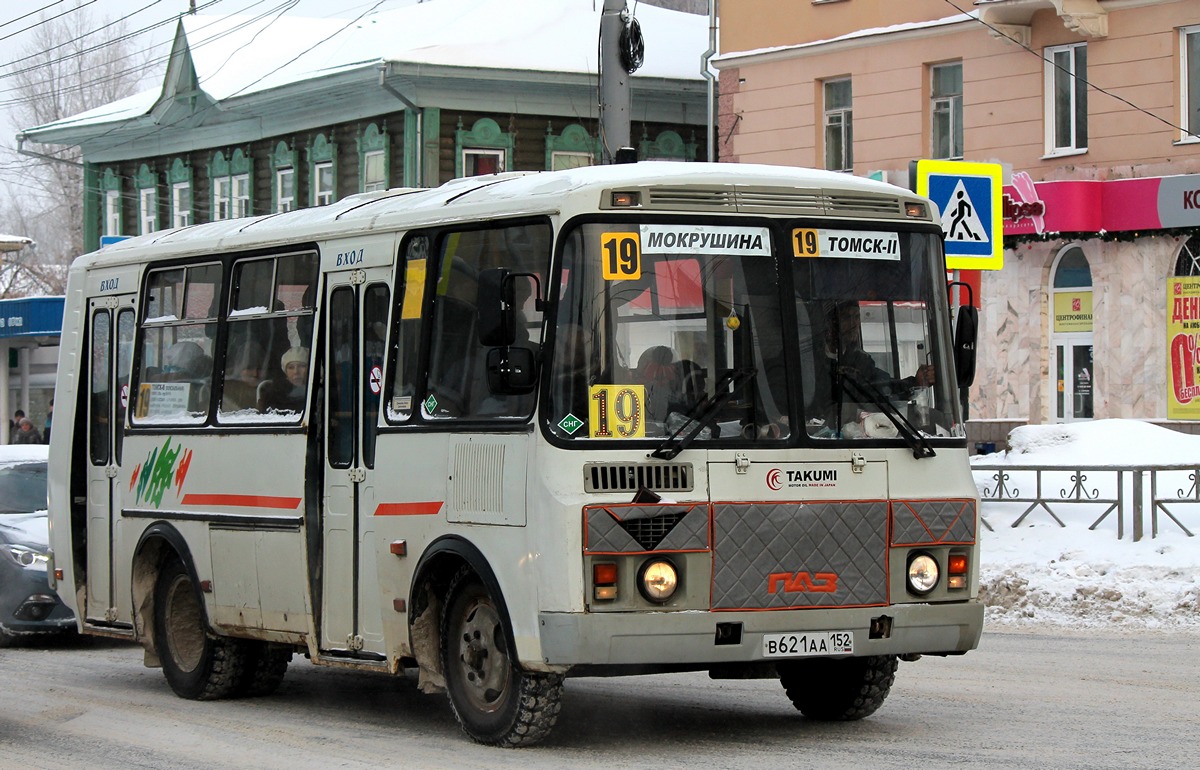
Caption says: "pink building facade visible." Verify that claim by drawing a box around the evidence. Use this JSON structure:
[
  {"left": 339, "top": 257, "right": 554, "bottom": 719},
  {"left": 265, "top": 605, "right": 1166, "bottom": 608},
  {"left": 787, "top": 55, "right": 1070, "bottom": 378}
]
[{"left": 715, "top": 0, "right": 1200, "bottom": 432}]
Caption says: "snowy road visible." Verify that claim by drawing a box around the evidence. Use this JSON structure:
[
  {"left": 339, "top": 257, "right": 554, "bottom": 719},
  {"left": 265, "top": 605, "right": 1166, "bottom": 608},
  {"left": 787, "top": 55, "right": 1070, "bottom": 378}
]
[{"left": 1, "top": 630, "right": 1196, "bottom": 768}]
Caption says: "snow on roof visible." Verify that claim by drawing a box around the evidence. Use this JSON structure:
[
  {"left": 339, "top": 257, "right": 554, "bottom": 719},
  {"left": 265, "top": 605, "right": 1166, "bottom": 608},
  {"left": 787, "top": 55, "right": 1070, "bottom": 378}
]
[
  {"left": 714, "top": 11, "right": 976, "bottom": 65},
  {"left": 30, "top": 0, "right": 707, "bottom": 132}
]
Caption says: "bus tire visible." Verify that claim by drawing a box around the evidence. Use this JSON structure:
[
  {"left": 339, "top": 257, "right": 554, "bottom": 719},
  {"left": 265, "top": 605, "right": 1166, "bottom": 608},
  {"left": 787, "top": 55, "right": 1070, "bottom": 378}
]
[
  {"left": 236, "top": 642, "right": 292, "bottom": 698},
  {"left": 777, "top": 654, "right": 897, "bottom": 721},
  {"left": 440, "top": 566, "right": 563, "bottom": 746},
  {"left": 153, "top": 558, "right": 246, "bottom": 700}
]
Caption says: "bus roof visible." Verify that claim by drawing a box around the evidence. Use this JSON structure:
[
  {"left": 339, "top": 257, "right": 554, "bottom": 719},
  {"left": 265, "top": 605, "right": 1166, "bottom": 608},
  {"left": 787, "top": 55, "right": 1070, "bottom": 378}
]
[{"left": 75, "top": 162, "right": 930, "bottom": 269}]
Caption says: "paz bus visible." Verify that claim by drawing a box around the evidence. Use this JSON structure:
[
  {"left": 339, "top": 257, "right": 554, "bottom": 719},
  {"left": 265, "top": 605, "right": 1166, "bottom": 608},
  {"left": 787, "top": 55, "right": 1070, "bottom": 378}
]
[{"left": 48, "top": 162, "right": 982, "bottom": 746}]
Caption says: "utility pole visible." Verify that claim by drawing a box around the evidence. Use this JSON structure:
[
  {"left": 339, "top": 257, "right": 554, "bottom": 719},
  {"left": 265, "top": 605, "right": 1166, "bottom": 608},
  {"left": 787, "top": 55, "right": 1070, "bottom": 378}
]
[{"left": 599, "top": 0, "right": 631, "bottom": 163}]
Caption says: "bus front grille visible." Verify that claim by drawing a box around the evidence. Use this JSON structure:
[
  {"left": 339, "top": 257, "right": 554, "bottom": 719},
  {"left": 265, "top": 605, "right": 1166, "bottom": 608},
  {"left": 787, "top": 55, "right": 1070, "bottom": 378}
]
[{"left": 584, "top": 462, "right": 693, "bottom": 494}]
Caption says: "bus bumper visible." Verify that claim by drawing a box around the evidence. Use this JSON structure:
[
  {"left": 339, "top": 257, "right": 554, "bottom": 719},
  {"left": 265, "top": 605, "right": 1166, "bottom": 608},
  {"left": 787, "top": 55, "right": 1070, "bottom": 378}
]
[{"left": 537, "top": 600, "right": 983, "bottom": 666}]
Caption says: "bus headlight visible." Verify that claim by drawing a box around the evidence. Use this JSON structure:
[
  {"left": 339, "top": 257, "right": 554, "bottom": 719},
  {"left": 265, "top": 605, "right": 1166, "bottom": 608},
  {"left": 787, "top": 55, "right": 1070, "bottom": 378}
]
[
  {"left": 906, "top": 553, "right": 939, "bottom": 595},
  {"left": 638, "top": 558, "right": 678, "bottom": 603}
]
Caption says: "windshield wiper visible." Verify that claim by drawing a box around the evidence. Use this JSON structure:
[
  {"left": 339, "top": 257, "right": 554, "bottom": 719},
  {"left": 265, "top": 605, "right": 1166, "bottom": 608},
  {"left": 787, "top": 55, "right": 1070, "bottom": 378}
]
[
  {"left": 651, "top": 367, "right": 756, "bottom": 461},
  {"left": 839, "top": 373, "right": 936, "bottom": 459}
]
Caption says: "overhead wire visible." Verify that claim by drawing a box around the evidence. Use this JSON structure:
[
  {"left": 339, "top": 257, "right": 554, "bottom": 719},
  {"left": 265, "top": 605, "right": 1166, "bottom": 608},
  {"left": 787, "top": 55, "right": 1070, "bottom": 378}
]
[
  {"left": 0, "top": 1, "right": 67, "bottom": 31},
  {"left": 0, "top": 0, "right": 97, "bottom": 45},
  {"left": 0, "top": 0, "right": 301, "bottom": 109},
  {"left": 940, "top": 0, "right": 1195, "bottom": 139}
]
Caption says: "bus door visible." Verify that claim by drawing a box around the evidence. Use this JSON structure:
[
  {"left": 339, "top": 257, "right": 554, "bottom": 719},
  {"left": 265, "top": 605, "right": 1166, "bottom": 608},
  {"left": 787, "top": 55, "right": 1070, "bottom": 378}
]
[
  {"left": 84, "top": 293, "right": 136, "bottom": 625},
  {"left": 320, "top": 270, "right": 392, "bottom": 653}
]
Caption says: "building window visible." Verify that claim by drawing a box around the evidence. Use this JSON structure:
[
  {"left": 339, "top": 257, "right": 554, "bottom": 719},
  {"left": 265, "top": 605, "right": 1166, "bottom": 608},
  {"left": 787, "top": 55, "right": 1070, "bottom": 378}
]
[
  {"left": 363, "top": 151, "right": 386, "bottom": 191},
  {"left": 931, "top": 62, "right": 963, "bottom": 160},
  {"left": 1046, "top": 43, "right": 1088, "bottom": 154},
  {"left": 638, "top": 128, "right": 698, "bottom": 162},
  {"left": 823, "top": 78, "right": 853, "bottom": 172},
  {"left": 172, "top": 183, "right": 192, "bottom": 228},
  {"left": 545, "top": 123, "right": 600, "bottom": 169},
  {"left": 139, "top": 188, "right": 157, "bottom": 235},
  {"left": 167, "top": 158, "right": 193, "bottom": 228},
  {"left": 209, "top": 149, "right": 253, "bottom": 221},
  {"left": 314, "top": 161, "right": 334, "bottom": 205},
  {"left": 276, "top": 168, "right": 295, "bottom": 212},
  {"left": 135, "top": 163, "right": 158, "bottom": 235},
  {"left": 455, "top": 117, "right": 514, "bottom": 178},
  {"left": 358, "top": 123, "right": 389, "bottom": 192},
  {"left": 462, "top": 149, "right": 504, "bottom": 176},
  {"left": 1183, "top": 26, "right": 1200, "bottom": 140},
  {"left": 308, "top": 133, "right": 337, "bottom": 206},
  {"left": 105, "top": 190, "right": 121, "bottom": 236}
]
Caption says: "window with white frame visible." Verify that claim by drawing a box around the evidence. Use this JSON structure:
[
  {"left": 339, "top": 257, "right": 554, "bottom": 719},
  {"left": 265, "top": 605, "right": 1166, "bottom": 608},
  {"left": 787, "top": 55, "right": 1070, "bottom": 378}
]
[
  {"left": 214, "top": 177, "right": 231, "bottom": 220},
  {"left": 105, "top": 190, "right": 121, "bottom": 236},
  {"left": 139, "top": 188, "right": 157, "bottom": 235},
  {"left": 233, "top": 173, "right": 250, "bottom": 217},
  {"left": 1046, "top": 42, "right": 1088, "bottom": 153},
  {"left": 1184, "top": 26, "right": 1200, "bottom": 140},
  {"left": 551, "top": 151, "right": 593, "bottom": 171},
  {"left": 823, "top": 78, "right": 853, "bottom": 172},
  {"left": 172, "top": 183, "right": 192, "bottom": 228},
  {"left": 931, "top": 62, "right": 963, "bottom": 160},
  {"left": 314, "top": 161, "right": 334, "bottom": 206},
  {"left": 275, "top": 167, "right": 295, "bottom": 212},
  {"left": 363, "top": 150, "right": 386, "bottom": 192},
  {"left": 463, "top": 149, "right": 504, "bottom": 176}
]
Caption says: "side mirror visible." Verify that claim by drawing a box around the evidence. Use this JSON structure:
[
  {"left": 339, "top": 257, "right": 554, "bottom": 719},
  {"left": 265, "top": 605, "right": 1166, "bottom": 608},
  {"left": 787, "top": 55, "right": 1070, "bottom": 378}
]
[
  {"left": 486, "top": 346, "right": 538, "bottom": 395},
  {"left": 954, "top": 304, "right": 978, "bottom": 388},
  {"left": 477, "top": 268, "right": 516, "bottom": 347}
]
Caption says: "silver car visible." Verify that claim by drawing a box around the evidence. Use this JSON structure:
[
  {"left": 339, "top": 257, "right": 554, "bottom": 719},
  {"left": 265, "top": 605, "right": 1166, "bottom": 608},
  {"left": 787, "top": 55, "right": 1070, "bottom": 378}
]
[{"left": 0, "top": 445, "right": 75, "bottom": 645}]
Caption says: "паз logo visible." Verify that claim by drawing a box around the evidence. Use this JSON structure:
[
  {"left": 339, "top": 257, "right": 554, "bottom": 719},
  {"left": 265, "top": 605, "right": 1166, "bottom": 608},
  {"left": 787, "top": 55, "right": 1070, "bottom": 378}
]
[
  {"left": 766, "top": 468, "right": 783, "bottom": 491},
  {"left": 768, "top": 571, "right": 838, "bottom": 594}
]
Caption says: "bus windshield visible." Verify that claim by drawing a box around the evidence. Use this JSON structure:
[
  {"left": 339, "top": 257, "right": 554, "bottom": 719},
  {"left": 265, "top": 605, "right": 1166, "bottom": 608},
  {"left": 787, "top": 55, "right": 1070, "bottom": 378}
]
[{"left": 546, "top": 220, "right": 962, "bottom": 446}]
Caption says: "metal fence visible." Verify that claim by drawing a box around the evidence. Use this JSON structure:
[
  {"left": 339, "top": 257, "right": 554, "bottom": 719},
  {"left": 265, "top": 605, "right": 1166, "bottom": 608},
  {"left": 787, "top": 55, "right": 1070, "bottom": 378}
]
[{"left": 972, "top": 463, "right": 1200, "bottom": 541}]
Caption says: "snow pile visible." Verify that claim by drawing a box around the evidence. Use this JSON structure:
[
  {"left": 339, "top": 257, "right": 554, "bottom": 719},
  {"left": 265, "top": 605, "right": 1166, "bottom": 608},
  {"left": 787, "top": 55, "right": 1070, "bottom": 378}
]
[{"left": 974, "top": 420, "right": 1200, "bottom": 629}]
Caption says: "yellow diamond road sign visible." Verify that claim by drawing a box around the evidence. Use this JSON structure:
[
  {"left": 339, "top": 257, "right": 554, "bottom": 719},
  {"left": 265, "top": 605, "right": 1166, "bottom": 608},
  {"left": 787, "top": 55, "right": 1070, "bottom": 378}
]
[{"left": 914, "top": 159, "right": 1004, "bottom": 271}]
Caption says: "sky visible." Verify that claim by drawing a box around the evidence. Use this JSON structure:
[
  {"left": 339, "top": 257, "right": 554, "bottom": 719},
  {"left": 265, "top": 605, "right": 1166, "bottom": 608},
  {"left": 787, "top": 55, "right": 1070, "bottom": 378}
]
[{"left": 975, "top": 419, "right": 1200, "bottom": 630}]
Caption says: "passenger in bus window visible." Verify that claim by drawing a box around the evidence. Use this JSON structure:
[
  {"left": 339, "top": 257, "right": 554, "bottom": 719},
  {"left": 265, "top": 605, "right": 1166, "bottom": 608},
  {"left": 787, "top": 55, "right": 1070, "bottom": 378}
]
[
  {"left": 221, "top": 342, "right": 266, "bottom": 412},
  {"left": 635, "top": 345, "right": 681, "bottom": 427},
  {"left": 809, "top": 301, "right": 934, "bottom": 435},
  {"left": 163, "top": 341, "right": 212, "bottom": 381},
  {"left": 259, "top": 346, "right": 309, "bottom": 414}
]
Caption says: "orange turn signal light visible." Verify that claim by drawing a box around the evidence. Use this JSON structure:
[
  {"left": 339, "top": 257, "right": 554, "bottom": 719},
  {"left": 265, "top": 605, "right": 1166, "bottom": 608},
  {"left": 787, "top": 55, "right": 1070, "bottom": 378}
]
[
  {"left": 948, "top": 554, "right": 968, "bottom": 575},
  {"left": 593, "top": 563, "right": 618, "bottom": 585}
]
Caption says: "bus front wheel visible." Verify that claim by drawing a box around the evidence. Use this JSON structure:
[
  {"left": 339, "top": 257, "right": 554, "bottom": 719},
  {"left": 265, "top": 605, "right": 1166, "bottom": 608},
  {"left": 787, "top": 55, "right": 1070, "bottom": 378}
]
[
  {"left": 153, "top": 558, "right": 246, "bottom": 700},
  {"left": 440, "top": 566, "right": 563, "bottom": 746},
  {"left": 777, "top": 654, "right": 898, "bottom": 721}
]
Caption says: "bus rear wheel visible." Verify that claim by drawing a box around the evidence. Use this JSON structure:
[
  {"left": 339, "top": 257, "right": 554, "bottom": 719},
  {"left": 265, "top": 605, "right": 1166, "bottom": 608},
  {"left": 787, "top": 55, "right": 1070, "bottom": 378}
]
[
  {"left": 236, "top": 641, "right": 292, "bottom": 698},
  {"left": 154, "top": 558, "right": 246, "bottom": 700},
  {"left": 440, "top": 567, "right": 563, "bottom": 746},
  {"left": 777, "top": 655, "right": 898, "bottom": 721}
]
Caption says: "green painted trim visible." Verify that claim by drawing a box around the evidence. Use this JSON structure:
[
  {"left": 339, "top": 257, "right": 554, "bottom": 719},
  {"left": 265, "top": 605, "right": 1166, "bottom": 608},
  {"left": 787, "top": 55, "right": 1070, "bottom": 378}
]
[
  {"left": 545, "top": 122, "right": 601, "bottom": 169},
  {"left": 357, "top": 122, "right": 389, "bottom": 192},
  {"left": 422, "top": 108, "right": 440, "bottom": 187},
  {"left": 83, "top": 163, "right": 99, "bottom": 253},
  {"left": 403, "top": 111, "right": 418, "bottom": 187},
  {"left": 134, "top": 163, "right": 156, "bottom": 190},
  {"left": 166, "top": 157, "right": 191, "bottom": 185},
  {"left": 638, "top": 129, "right": 697, "bottom": 161},
  {"left": 454, "top": 117, "right": 513, "bottom": 177}
]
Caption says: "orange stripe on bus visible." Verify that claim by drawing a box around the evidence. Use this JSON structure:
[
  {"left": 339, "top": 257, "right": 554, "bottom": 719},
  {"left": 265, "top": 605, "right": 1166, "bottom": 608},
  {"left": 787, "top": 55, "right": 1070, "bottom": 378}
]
[
  {"left": 375, "top": 502, "right": 444, "bottom": 516},
  {"left": 180, "top": 494, "right": 302, "bottom": 509}
]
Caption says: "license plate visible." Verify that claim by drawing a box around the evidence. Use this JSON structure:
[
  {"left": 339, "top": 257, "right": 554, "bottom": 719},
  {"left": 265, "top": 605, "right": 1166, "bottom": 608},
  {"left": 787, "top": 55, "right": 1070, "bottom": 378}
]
[{"left": 762, "top": 631, "right": 854, "bottom": 658}]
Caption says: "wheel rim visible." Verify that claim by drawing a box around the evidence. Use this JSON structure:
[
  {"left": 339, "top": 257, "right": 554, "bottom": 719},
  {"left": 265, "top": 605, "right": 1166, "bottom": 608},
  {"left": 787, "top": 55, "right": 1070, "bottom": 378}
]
[
  {"left": 452, "top": 595, "right": 511, "bottom": 714},
  {"left": 163, "top": 573, "right": 205, "bottom": 673}
]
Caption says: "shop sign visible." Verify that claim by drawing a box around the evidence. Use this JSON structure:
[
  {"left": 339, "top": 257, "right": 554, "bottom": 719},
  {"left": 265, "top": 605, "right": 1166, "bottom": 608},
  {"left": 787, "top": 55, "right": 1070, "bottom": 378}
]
[
  {"left": 1053, "top": 291, "right": 1092, "bottom": 333},
  {"left": 1168, "top": 278, "right": 1200, "bottom": 420}
]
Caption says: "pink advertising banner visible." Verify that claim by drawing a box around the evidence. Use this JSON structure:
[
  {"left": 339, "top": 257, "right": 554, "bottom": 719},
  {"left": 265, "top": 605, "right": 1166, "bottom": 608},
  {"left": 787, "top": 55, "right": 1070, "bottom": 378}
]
[{"left": 1003, "top": 173, "right": 1200, "bottom": 236}]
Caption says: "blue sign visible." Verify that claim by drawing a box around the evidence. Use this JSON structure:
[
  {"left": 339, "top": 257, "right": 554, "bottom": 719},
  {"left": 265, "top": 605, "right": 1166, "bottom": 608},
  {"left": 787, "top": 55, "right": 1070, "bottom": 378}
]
[
  {"left": 0, "top": 297, "right": 65, "bottom": 341},
  {"left": 914, "top": 160, "right": 1003, "bottom": 271}
]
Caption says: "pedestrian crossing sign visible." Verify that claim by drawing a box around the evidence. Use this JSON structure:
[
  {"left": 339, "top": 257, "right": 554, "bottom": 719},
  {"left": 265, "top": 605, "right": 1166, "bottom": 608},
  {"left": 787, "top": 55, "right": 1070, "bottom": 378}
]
[{"left": 913, "top": 159, "right": 1003, "bottom": 271}]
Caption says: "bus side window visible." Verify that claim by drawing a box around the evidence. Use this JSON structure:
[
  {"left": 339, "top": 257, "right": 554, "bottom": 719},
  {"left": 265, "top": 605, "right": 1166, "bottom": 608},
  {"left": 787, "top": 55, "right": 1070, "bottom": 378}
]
[
  {"left": 387, "top": 235, "right": 428, "bottom": 423},
  {"left": 134, "top": 263, "right": 220, "bottom": 425}
]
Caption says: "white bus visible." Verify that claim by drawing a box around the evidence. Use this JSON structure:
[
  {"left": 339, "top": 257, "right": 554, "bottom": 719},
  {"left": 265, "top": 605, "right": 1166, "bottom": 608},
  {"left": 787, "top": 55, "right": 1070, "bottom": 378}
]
[{"left": 49, "top": 162, "right": 982, "bottom": 746}]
